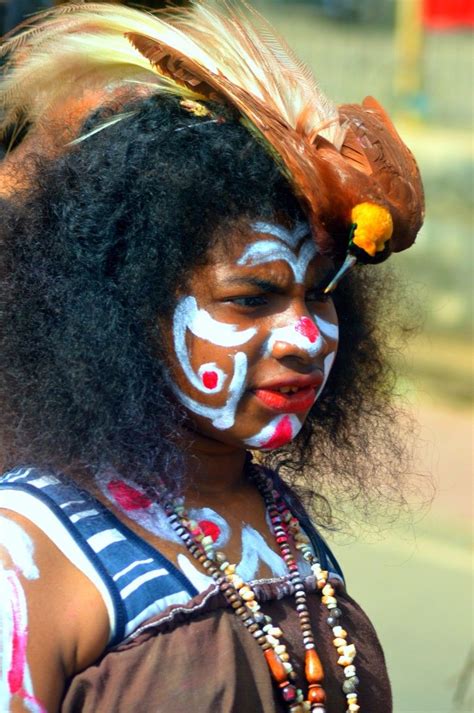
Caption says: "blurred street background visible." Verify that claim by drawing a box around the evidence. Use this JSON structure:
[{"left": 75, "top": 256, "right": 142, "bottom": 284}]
[{"left": 1, "top": 1, "right": 473, "bottom": 711}]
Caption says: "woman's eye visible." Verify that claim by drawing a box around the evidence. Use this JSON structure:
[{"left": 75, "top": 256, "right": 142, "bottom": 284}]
[{"left": 226, "top": 295, "right": 268, "bottom": 308}]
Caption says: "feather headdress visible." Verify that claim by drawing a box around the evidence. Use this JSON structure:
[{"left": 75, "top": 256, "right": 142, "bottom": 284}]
[{"left": 0, "top": 1, "right": 424, "bottom": 285}]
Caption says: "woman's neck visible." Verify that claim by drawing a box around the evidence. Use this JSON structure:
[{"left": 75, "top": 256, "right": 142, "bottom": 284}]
[{"left": 179, "top": 425, "right": 250, "bottom": 501}]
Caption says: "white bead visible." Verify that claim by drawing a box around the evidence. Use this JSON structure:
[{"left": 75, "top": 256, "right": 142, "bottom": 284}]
[
  {"left": 344, "top": 665, "right": 356, "bottom": 678},
  {"left": 274, "top": 644, "right": 286, "bottom": 656},
  {"left": 338, "top": 655, "right": 353, "bottom": 666},
  {"left": 269, "top": 626, "right": 283, "bottom": 637},
  {"left": 342, "top": 644, "right": 356, "bottom": 657},
  {"left": 265, "top": 635, "right": 279, "bottom": 646}
]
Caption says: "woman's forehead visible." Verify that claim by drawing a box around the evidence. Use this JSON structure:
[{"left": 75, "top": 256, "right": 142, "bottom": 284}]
[{"left": 211, "top": 217, "right": 313, "bottom": 262}]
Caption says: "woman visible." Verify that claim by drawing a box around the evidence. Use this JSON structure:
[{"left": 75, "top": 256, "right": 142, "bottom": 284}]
[{"left": 0, "top": 3, "right": 424, "bottom": 712}]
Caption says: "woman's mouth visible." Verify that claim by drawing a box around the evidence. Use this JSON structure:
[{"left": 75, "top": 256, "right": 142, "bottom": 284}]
[{"left": 253, "top": 381, "right": 322, "bottom": 413}]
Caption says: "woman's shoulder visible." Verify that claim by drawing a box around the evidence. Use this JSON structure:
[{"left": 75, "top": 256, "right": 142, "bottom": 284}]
[{"left": 0, "top": 503, "right": 109, "bottom": 712}]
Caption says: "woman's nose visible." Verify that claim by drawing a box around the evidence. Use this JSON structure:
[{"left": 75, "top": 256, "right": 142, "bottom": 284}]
[{"left": 266, "top": 315, "right": 329, "bottom": 363}]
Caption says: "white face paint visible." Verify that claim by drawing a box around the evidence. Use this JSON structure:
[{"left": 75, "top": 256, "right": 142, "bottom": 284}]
[
  {"left": 169, "top": 219, "right": 338, "bottom": 448},
  {"left": 237, "top": 238, "right": 317, "bottom": 284},
  {"left": 0, "top": 517, "right": 45, "bottom": 713},
  {"left": 263, "top": 317, "right": 325, "bottom": 358}
]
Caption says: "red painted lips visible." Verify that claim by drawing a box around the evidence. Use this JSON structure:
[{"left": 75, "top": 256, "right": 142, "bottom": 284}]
[{"left": 254, "top": 383, "right": 320, "bottom": 413}]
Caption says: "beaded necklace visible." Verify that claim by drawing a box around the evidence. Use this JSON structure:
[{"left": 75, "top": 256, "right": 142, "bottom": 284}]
[{"left": 161, "top": 466, "right": 360, "bottom": 713}]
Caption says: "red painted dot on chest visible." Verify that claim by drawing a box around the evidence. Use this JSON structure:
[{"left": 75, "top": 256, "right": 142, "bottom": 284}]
[
  {"left": 107, "top": 479, "right": 152, "bottom": 511},
  {"left": 201, "top": 370, "right": 218, "bottom": 389},
  {"left": 261, "top": 415, "right": 294, "bottom": 449},
  {"left": 198, "top": 519, "right": 221, "bottom": 542},
  {"left": 295, "top": 317, "right": 319, "bottom": 343}
]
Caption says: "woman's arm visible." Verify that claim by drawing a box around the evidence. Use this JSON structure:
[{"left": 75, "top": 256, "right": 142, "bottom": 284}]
[{"left": 0, "top": 509, "right": 109, "bottom": 713}]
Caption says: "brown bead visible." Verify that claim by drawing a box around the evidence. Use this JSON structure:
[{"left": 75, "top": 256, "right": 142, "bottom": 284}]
[
  {"left": 264, "top": 648, "right": 288, "bottom": 684},
  {"left": 307, "top": 684, "right": 326, "bottom": 704},
  {"left": 305, "top": 648, "right": 324, "bottom": 683}
]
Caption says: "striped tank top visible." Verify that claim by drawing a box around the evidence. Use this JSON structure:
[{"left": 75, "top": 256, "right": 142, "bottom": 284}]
[{"left": 0, "top": 466, "right": 343, "bottom": 646}]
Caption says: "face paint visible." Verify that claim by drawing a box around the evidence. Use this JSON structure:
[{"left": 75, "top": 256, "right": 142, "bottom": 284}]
[
  {"left": 173, "top": 295, "right": 254, "bottom": 395},
  {"left": 0, "top": 517, "right": 45, "bottom": 713},
  {"left": 251, "top": 221, "right": 311, "bottom": 249},
  {"left": 172, "top": 351, "right": 248, "bottom": 430},
  {"left": 243, "top": 414, "right": 301, "bottom": 450},
  {"left": 167, "top": 218, "right": 338, "bottom": 449},
  {"left": 263, "top": 316, "right": 324, "bottom": 357},
  {"left": 237, "top": 238, "right": 317, "bottom": 284}
]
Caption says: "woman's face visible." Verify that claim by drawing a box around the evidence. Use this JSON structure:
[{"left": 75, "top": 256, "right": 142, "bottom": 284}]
[{"left": 164, "top": 218, "right": 339, "bottom": 451}]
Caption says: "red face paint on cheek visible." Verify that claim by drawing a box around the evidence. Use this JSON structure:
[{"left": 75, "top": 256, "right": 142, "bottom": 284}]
[
  {"left": 107, "top": 480, "right": 152, "bottom": 510},
  {"left": 295, "top": 316, "right": 319, "bottom": 343},
  {"left": 201, "top": 370, "right": 219, "bottom": 390},
  {"left": 260, "top": 415, "right": 294, "bottom": 449},
  {"left": 198, "top": 520, "right": 221, "bottom": 542}
]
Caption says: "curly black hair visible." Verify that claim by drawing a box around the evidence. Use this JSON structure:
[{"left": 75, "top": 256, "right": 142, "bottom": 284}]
[{"left": 0, "top": 93, "right": 413, "bottom": 524}]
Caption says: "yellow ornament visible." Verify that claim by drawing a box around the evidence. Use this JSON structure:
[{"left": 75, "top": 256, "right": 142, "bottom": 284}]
[{"left": 351, "top": 203, "right": 393, "bottom": 257}]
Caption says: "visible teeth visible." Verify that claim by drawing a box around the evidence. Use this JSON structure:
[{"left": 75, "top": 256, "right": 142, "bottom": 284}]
[{"left": 279, "top": 386, "right": 299, "bottom": 394}]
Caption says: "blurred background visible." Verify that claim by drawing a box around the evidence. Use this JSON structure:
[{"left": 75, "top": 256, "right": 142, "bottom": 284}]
[{"left": 1, "top": 0, "right": 472, "bottom": 710}]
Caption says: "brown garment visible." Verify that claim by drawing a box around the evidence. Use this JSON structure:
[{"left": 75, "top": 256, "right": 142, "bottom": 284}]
[{"left": 62, "top": 576, "right": 391, "bottom": 713}]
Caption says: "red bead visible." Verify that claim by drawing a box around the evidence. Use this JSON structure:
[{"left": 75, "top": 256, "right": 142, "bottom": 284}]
[
  {"left": 281, "top": 684, "right": 297, "bottom": 702},
  {"left": 264, "top": 649, "right": 288, "bottom": 684},
  {"left": 307, "top": 684, "right": 326, "bottom": 704}
]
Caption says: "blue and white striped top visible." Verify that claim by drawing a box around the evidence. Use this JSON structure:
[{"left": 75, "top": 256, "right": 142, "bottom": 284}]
[
  {"left": 0, "top": 466, "right": 344, "bottom": 647},
  {"left": 0, "top": 467, "right": 198, "bottom": 646}
]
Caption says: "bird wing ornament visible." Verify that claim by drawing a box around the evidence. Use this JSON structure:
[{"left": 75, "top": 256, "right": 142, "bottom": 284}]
[{"left": 0, "top": 1, "right": 424, "bottom": 288}]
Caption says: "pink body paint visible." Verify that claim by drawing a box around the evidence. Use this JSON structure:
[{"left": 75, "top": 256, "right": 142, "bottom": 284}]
[
  {"left": 6, "top": 571, "right": 27, "bottom": 694},
  {"left": 198, "top": 520, "right": 221, "bottom": 542},
  {"left": 107, "top": 479, "right": 152, "bottom": 511},
  {"left": 0, "top": 517, "right": 46, "bottom": 712}
]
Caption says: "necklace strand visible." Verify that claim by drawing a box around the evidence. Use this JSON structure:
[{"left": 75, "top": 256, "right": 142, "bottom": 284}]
[{"left": 161, "top": 467, "right": 360, "bottom": 713}]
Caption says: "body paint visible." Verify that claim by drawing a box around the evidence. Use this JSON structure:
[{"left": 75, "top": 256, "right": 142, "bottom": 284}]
[
  {"left": 0, "top": 517, "right": 45, "bottom": 713},
  {"left": 99, "top": 476, "right": 292, "bottom": 586}
]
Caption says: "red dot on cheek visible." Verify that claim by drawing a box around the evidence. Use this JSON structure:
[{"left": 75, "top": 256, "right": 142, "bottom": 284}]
[
  {"left": 202, "top": 370, "right": 218, "bottom": 389},
  {"left": 198, "top": 520, "right": 221, "bottom": 542},
  {"left": 295, "top": 317, "right": 319, "bottom": 343}
]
